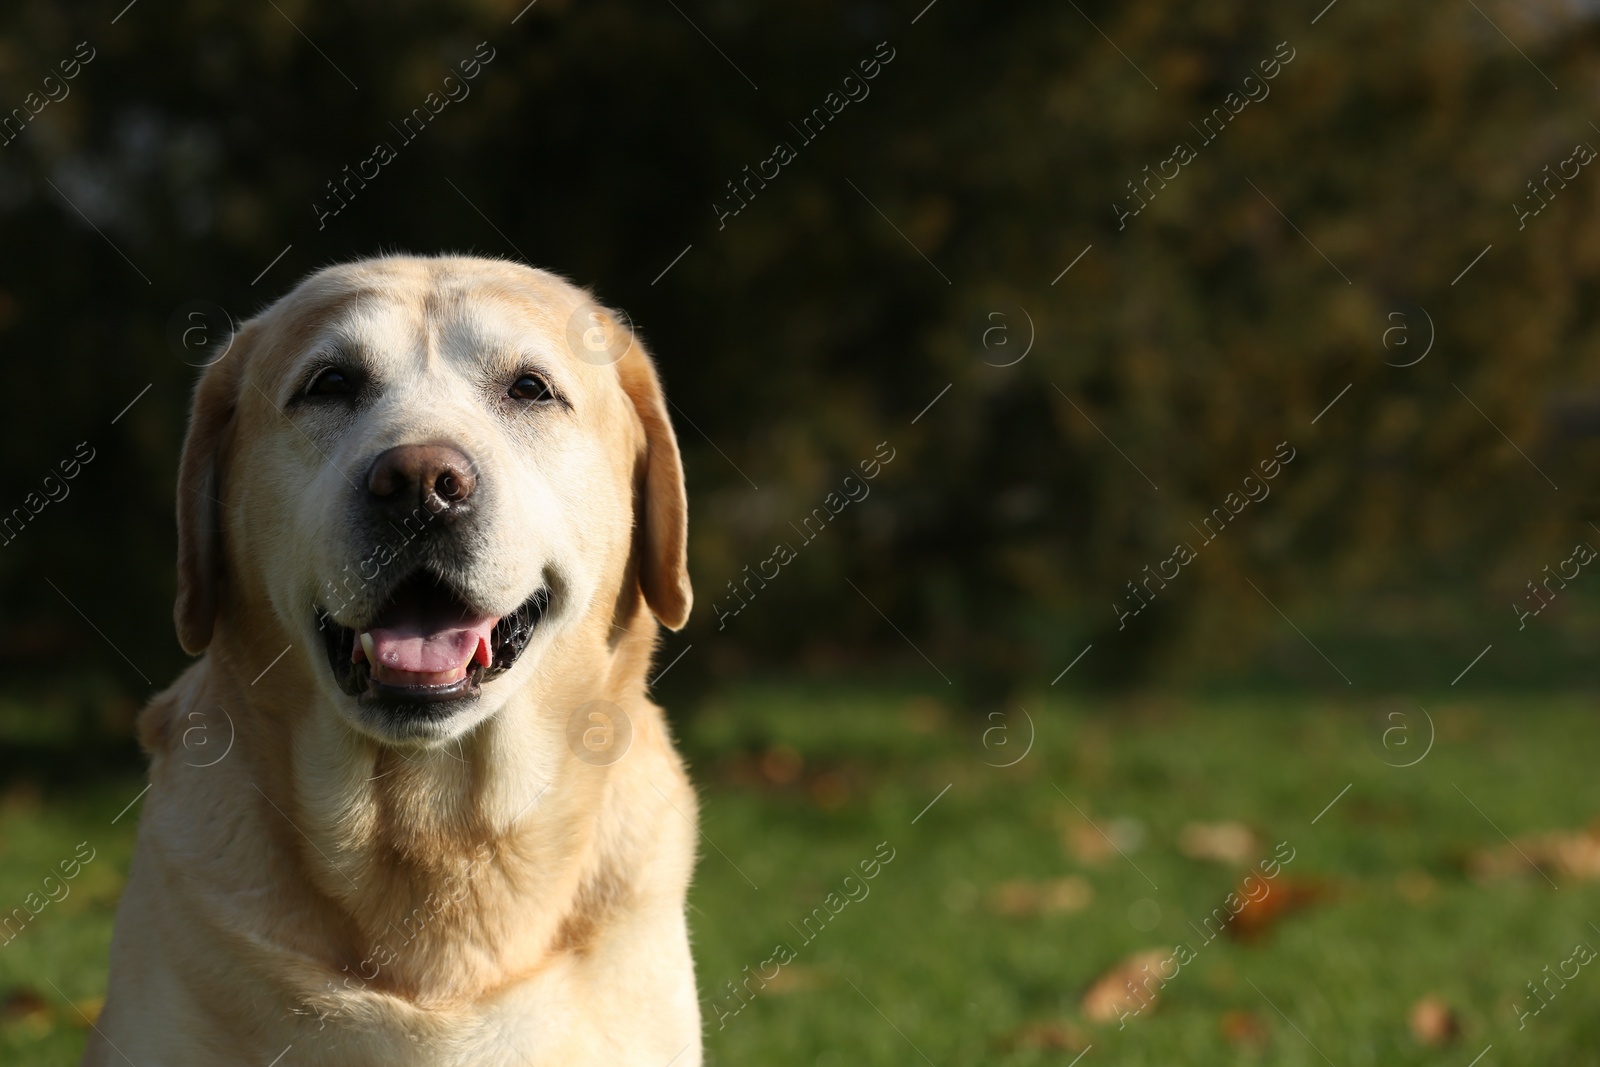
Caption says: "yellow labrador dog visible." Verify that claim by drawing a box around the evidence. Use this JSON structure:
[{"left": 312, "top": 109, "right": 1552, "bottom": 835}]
[{"left": 85, "top": 256, "right": 702, "bottom": 1066}]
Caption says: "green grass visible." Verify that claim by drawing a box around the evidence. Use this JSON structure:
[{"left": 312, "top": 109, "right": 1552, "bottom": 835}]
[{"left": 5, "top": 685, "right": 1600, "bottom": 1064}]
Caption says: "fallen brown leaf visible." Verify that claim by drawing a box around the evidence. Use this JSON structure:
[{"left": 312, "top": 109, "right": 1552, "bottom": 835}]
[
  {"left": 1219, "top": 1009, "right": 1270, "bottom": 1049},
  {"left": 1179, "top": 821, "right": 1260, "bottom": 865},
  {"left": 1063, "top": 820, "right": 1115, "bottom": 865},
  {"left": 1061, "top": 813, "right": 1145, "bottom": 865},
  {"left": 1409, "top": 995, "right": 1459, "bottom": 1047},
  {"left": 1469, "top": 825, "right": 1600, "bottom": 883},
  {"left": 989, "top": 876, "right": 1094, "bottom": 917},
  {"left": 1080, "top": 949, "right": 1168, "bottom": 1024},
  {"left": 1007, "top": 1019, "right": 1092, "bottom": 1052},
  {"left": 1227, "top": 877, "right": 1326, "bottom": 941}
]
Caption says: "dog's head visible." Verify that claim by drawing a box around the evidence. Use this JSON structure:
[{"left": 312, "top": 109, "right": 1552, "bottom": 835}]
[{"left": 173, "top": 255, "right": 690, "bottom": 744}]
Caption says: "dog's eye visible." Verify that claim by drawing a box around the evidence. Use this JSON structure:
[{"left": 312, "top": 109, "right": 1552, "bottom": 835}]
[
  {"left": 509, "top": 373, "right": 555, "bottom": 403},
  {"left": 304, "top": 367, "right": 356, "bottom": 398}
]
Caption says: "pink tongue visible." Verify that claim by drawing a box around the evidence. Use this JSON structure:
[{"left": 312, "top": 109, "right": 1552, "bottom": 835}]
[{"left": 367, "top": 617, "right": 496, "bottom": 673}]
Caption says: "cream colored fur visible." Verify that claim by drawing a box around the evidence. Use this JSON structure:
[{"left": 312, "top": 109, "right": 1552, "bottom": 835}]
[{"left": 84, "top": 256, "right": 702, "bottom": 1066}]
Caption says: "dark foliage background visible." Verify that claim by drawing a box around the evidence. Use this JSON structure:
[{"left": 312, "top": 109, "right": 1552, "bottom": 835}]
[{"left": 3, "top": 0, "right": 1600, "bottom": 722}]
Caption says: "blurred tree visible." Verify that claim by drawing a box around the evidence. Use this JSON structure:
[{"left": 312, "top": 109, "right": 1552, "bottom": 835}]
[{"left": 1, "top": 0, "right": 1598, "bottom": 713}]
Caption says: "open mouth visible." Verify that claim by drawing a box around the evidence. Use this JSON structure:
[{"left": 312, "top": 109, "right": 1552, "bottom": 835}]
[{"left": 316, "top": 570, "right": 548, "bottom": 708}]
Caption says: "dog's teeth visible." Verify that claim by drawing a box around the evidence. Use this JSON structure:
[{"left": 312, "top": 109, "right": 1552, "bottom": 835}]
[{"left": 357, "top": 632, "right": 375, "bottom": 664}]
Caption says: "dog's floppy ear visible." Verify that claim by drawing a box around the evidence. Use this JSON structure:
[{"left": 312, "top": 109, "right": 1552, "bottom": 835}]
[
  {"left": 613, "top": 321, "right": 692, "bottom": 630},
  {"left": 174, "top": 326, "right": 250, "bottom": 654}
]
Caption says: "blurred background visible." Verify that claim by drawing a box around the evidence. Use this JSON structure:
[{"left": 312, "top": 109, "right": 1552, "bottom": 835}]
[{"left": 4, "top": 0, "right": 1600, "bottom": 1063}]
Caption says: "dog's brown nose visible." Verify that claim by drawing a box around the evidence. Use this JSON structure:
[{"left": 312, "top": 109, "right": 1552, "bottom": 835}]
[{"left": 366, "top": 442, "right": 477, "bottom": 521}]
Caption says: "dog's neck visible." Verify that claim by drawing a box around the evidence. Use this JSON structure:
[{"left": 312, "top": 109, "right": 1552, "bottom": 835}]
[{"left": 164, "top": 609, "right": 661, "bottom": 1007}]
